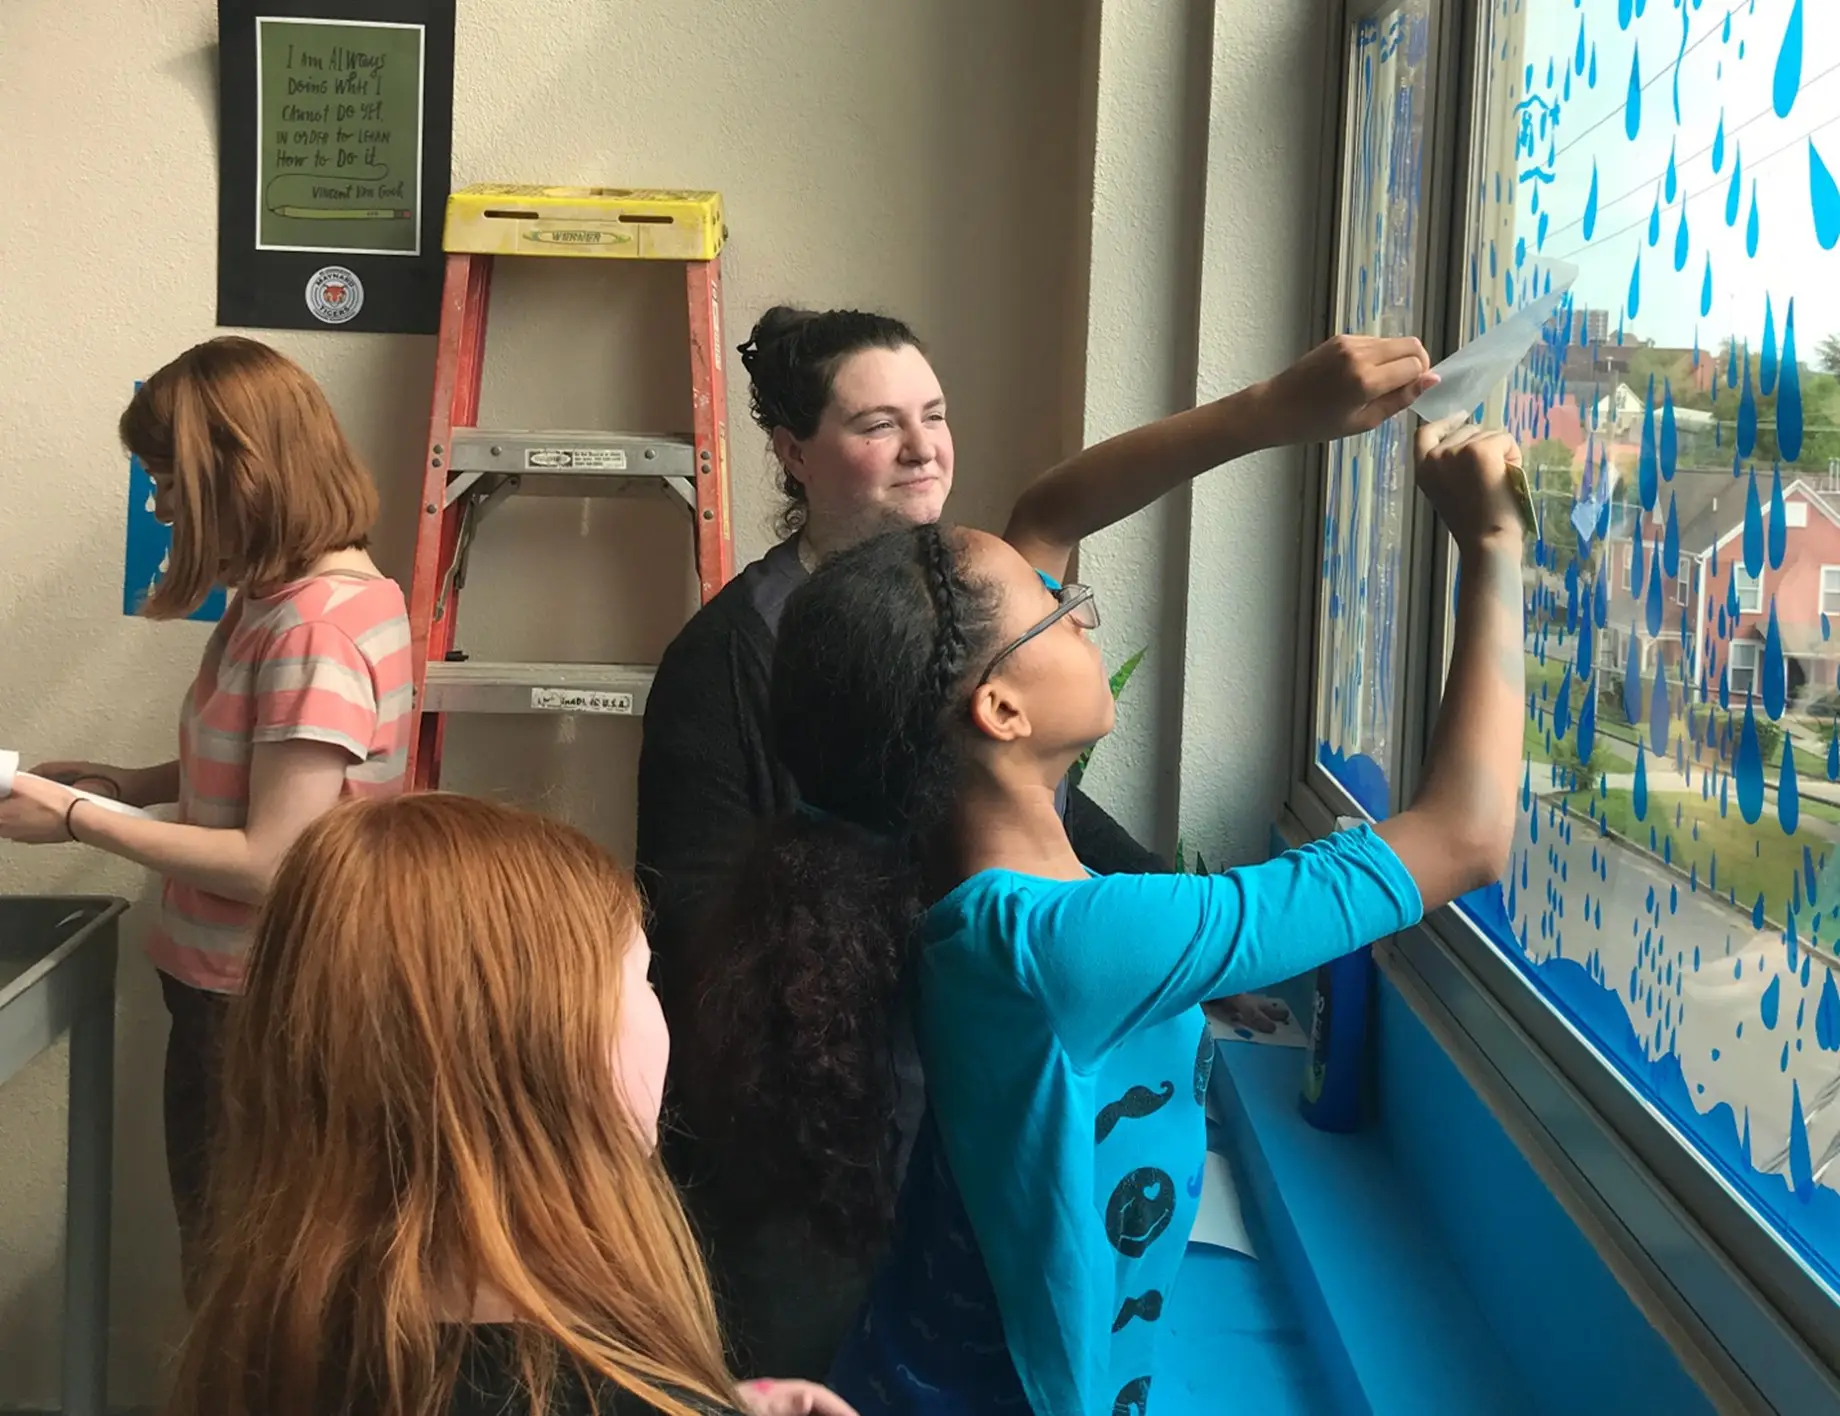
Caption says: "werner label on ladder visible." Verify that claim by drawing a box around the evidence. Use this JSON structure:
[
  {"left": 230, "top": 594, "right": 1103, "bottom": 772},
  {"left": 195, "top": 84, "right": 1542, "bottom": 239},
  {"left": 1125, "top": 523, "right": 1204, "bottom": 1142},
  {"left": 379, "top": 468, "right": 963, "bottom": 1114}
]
[{"left": 404, "top": 183, "right": 734, "bottom": 790}]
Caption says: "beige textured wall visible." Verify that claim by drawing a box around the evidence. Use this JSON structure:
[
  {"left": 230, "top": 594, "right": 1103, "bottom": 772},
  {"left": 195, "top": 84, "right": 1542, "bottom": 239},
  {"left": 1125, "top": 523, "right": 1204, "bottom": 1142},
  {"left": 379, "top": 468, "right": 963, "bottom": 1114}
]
[{"left": 0, "top": 0, "right": 1084, "bottom": 1403}]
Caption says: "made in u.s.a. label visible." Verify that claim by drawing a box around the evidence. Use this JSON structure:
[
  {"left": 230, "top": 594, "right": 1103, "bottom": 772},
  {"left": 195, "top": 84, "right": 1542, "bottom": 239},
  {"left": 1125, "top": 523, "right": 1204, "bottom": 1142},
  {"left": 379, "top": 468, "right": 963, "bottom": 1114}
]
[
  {"left": 530, "top": 687, "right": 634, "bottom": 715},
  {"left": 523, "top": 447, "right": 628, "bottom": 471}
]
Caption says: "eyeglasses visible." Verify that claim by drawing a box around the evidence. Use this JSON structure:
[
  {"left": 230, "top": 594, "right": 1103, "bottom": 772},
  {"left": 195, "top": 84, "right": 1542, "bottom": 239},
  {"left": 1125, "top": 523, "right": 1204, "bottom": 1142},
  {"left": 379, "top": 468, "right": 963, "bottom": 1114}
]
[{"left": 977, "top": 582, "right": 1100, "bottom": 685}]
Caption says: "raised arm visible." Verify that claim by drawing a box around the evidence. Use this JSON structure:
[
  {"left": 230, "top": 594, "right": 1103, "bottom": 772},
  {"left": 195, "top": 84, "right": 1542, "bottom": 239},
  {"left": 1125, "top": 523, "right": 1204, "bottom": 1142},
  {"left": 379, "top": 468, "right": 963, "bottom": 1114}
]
[
  {"left": 1374, "top": 419, "right": 1527, "bottom": 911},
  {"left": 1004, "top": 335, "right": 1437, "bottom": 581},
  {"left": 1021, "top": 417, "right": 1526, "bottom": 1064}
]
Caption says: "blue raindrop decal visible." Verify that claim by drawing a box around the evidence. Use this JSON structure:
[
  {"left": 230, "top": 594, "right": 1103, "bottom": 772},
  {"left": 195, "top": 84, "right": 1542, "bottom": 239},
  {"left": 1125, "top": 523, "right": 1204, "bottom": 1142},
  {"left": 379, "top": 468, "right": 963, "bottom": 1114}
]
[
  {"left": 1768, "top": 466, "right": 1786, "bottom": 571},
  {"left": 1761, "top": 296, "right": 1778, "bottom": 396},
  {"left": 1583, "top": 162, "right": 1599, "bottom": 239},
  {"left": 1624, "top": 627, "right": 1644, "bottom": 726},
  {"left": 1663, "top": 494, "right": 1679, "bottom": 578},
  {"left": 1736, "top": 697, "right": 1764, "bottom": 825},
  {"left": 1773, "top": 0, "right": 1803, "bottom": 120},
  {"left": 1634, "top": 744, "right": 1649, "bottom": 822},
  {"left": 1779, "top": 739, "right": 1800, "bottom": 836},
  {"left": 1779, "top": 303, "right": 1803, "bottom": 462},
  {"left": 1665, "top": 140, "right": 1678, "bottom": 204},
  {"left": 1648, "top": 652, "right": 1670, "bottom": 754},
  {"left": 1700, "top": 254, "right": 1712, "bottom": 315},
  {"left": 1790, "top": 1082, "right": 1813, "bottom": 1198},
  {"left": 1740, "top": 362, "right": 1759, "bottom": 466},
  {"left": 1672, "top": 200, "right": 1689, "bottom": 272},
  {"left": 1556, "top": 669, "right": 1574, "bottom": 741},
  {"left": 1712, "top": 110, "right": 1725, "bottom": 173},
  {"left": 1763, "top": 975, "right": 1782, "bottom": 1029},
  {"left": 1627, "top": 245, "right": 1641, "bottom": 319},
  {"left": 1813, "top": 141, "right": 1840, "bottom": 250},
  {"left": 1817, "top": 971, "right": 1840, "bottom": 1051},
  {"left": 1746, "top": 181, "right": 1760, "bottom": 258},
  {"left": 1646, "top": 539, "right": 1664, "bottom": 636},
  {"left": 1726, "top": 143, "right": 1743, "bottom": 227},
  {"left": 1639, "top": 376, "right": 1658, "bottom": 508},
  {"left": 1625, "top": 45, "right": 1641, "bottom": 140},
  {"left": 1647, "top": 191, "right": 1661, "bottom": 247},
  {"left": 1764, "top": 601, "right": 1786, "bottom": 720},
  {"left": 1743, "top": 465, "right": 1763, "bottom": 574},
  {"left": 1660, "top": 383, "right": 1677, "bottom": 482}
]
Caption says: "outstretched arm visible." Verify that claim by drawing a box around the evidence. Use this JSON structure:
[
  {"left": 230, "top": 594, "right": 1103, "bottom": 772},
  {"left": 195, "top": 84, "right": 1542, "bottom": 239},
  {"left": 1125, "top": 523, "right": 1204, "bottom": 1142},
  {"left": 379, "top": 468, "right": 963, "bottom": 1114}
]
[
  {"left": 1375, "top": 419, "right": 1528, "bottom": 911},
  {"left": 1005, "top": 335, "right": 1437, "bottom": 582}
]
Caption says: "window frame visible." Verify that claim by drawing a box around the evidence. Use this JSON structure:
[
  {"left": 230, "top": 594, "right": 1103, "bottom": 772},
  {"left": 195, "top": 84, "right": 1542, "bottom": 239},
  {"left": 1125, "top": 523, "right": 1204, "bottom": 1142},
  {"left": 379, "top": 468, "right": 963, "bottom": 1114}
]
[
  {"left": 1728, "top": 640, "right": 1763, "bottom": 699},
  {"left": 1294, "top": 0, "right": 1461, "bottom": 824},
  {"left": 1821, "top": 565, "right": 1840, "bottom": 619},
  {"left": 1287, "top": 1, "right": 1840, "bottom": 1407},
  {"left": 1735, "top": 566, "right": 1765, "bottom": 616}
]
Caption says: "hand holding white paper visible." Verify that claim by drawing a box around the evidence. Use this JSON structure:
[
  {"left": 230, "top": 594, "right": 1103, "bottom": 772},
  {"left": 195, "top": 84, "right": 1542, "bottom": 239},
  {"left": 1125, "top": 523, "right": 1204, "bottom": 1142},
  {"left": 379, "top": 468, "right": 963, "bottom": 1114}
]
[
  {"left": 1411, "top": 260, "right": 1579, "bottom": 422},
  {"left": 0, "top": 748, "right": 151, "bottom": 819}
]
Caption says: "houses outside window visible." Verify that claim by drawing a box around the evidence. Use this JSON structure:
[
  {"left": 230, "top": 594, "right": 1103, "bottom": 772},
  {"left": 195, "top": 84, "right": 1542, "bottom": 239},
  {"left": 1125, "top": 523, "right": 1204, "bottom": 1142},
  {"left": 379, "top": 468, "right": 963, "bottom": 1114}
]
[{"left": 1308, "top": 0, "right": 1840, "bottom": 1387}]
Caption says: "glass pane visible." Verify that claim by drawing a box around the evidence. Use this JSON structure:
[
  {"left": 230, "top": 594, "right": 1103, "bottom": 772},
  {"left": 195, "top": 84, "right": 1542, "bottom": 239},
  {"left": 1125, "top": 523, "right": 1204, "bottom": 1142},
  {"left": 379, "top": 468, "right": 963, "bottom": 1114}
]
[
  {"left": 1460, "top": 0, "right": 1840, "bottom": 1287},
  {"left": 1315, "top": 0, "right": 1436, "bottom": 820}
]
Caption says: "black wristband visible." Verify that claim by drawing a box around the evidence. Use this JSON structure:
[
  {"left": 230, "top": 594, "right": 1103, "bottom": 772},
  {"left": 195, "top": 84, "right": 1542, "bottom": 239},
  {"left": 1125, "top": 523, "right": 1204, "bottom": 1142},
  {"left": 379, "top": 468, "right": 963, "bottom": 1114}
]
[{"left": 65, "top": 797, "right": 84, "bottom": 843}]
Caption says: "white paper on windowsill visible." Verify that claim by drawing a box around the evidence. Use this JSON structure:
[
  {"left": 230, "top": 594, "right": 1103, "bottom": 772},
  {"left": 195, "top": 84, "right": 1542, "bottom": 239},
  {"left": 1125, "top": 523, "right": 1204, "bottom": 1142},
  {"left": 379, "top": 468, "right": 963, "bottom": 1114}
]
[
  {"left": 1207, "top": 1005, "right": 1308, "bottom": 1050},
  {"left": 1192, "top": 1148, "right": 1257, "bottom": 1259},
  {"left": 1411, "top": 260, "right": 1579, "bottom": 422}
]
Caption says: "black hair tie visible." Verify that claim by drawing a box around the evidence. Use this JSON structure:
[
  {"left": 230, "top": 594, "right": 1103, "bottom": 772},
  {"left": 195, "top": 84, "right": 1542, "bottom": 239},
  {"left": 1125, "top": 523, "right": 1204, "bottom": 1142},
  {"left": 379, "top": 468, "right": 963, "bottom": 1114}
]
[{"left": 736, "top": 337, "right": 760, "bottom": 372}]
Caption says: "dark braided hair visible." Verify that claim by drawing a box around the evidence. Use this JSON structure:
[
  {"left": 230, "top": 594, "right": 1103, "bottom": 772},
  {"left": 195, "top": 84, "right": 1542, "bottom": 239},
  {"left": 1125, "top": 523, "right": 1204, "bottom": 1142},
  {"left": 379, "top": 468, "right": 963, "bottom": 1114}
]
[
  {"left": 736, "top": 306, "right": 922, "bottom": 535},
  {"left": 672, "top": 524, "right": 1001, "bottom": 1251}
]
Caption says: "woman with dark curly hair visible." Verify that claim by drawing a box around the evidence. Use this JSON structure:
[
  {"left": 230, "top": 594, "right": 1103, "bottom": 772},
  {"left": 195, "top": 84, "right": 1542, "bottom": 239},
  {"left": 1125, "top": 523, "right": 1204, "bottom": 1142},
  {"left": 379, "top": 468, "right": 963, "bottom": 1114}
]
[
  {"left": 695, "top": 415, "right": 1526, "bottom": 1413},
  {"left": 638, "top": 307, "right": 1436, "bottom": 1376}
]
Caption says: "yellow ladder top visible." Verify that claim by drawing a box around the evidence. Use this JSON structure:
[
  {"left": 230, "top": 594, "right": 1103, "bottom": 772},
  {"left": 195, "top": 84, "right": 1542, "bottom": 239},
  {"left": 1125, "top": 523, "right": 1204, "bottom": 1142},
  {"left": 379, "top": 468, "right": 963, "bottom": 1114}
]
[{"left": 445, "top": 184, "right": 725, "bottom": 261}]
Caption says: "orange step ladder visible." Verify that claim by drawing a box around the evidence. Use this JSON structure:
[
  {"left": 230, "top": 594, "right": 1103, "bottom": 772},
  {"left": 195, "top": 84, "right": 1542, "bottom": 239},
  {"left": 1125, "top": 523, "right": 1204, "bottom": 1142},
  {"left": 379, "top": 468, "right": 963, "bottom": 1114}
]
[{"left": 405, "top": 184, "right": 734, "bottom": 789}]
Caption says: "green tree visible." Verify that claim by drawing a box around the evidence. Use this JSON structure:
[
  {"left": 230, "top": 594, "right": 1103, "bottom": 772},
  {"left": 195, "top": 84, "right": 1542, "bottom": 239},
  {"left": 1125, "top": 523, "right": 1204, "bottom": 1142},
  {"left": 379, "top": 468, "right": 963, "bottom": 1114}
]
[
  {"left": 1705, "top": 343, "right": 1840, "bottom": 474},
  {"left": 1818, "top": 332, "right": 1840, "bottom": 377},
  {"left": 1622, "top": 348, "right": 1714, "bottom": 412}
]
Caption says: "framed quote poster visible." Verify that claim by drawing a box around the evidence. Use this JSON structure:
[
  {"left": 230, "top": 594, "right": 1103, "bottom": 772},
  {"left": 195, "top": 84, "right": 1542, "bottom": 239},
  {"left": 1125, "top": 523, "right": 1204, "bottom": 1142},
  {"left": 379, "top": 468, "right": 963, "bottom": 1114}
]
[{"left": 217, "top": 0, "right": 454, "bottom": 332}]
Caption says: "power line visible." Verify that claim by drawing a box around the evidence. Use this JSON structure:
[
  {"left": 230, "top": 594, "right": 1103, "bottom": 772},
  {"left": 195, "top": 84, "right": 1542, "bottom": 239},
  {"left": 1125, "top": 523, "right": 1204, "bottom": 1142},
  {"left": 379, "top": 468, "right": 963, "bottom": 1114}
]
[
  {"left": 1539, "top": 55, "right": 1840, "bottom": 251},
  {"left": 1550, "top": 111, "right": 1840, "bottom": 263},
  {"left": 1543, "top": 3, "right": 1733, "bottom": 169}
]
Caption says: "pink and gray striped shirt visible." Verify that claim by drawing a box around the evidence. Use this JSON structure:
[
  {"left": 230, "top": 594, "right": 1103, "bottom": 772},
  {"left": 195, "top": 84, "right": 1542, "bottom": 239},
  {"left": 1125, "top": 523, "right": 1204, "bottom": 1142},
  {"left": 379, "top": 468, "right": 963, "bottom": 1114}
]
[{"left": 146, "top": 572, "right": 412, "bottom": 992}]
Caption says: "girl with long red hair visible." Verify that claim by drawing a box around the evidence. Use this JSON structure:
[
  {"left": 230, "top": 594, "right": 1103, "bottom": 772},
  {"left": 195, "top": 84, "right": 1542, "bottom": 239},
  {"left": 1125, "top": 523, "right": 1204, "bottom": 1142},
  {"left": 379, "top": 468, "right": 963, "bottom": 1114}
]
[{"left": 163, "top": 793, "right": 851, "bottom": 1416}]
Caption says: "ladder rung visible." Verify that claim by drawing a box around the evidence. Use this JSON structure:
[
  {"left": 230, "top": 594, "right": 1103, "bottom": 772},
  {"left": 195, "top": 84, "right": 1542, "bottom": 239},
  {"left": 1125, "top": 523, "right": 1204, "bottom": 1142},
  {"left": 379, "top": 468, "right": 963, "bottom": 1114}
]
[
  {"left": 422, "top": 661, "right": 655, "bottom": 717},
  {"left": 448, "top": 430, "right": 696, "bottom": 480}
]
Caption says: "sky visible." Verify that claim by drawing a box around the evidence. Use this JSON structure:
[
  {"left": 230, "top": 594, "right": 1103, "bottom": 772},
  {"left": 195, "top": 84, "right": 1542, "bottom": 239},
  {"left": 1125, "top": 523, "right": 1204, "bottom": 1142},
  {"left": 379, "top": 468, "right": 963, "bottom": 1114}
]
[{"left": 1500, "top": 0, "right": 1837, "bottom": 355}]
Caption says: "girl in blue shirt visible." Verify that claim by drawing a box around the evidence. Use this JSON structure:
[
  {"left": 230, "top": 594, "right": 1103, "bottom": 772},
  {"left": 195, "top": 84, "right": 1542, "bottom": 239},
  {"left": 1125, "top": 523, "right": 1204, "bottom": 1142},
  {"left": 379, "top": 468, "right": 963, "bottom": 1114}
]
[{"left": 690, "top": 400, "right": 1526, "bottom": 1414}]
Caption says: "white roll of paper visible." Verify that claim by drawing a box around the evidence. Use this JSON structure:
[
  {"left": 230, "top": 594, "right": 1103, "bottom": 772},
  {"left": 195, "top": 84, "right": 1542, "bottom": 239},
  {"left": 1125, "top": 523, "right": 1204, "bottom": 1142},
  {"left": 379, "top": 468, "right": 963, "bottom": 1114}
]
[{"left": 0, "top": 749, "right": 151, "bottom": 818}]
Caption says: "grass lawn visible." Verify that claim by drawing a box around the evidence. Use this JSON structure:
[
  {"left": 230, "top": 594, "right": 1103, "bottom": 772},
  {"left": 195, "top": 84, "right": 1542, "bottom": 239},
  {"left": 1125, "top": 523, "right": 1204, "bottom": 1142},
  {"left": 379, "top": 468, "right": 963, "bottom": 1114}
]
[{"left": 1555, "top": 784, "right": 1826, "bottom": 925}]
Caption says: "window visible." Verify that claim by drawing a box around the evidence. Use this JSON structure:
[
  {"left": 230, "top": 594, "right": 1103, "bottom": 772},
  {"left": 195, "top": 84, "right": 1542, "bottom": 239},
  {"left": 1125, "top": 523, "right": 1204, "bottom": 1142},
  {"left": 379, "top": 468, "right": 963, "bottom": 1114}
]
[
  {"left": 1734, "top": 567, "right": 1764, "bottom": 615},
  {"left": 1728, "top": 640, "right": 1761, "bottom": 699},
  {"left": 1313, "top": 0, "right": 1435, "bottom": 820},
  {"left": 1308, "top": 0, "right": 1840, "bottom": 1350}
]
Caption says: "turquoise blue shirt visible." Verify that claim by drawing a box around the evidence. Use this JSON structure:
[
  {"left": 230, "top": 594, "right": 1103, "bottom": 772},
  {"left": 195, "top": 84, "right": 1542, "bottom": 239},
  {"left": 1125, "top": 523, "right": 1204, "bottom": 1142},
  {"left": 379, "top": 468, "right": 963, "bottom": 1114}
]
[{"left": 828, "top": 825, "right": 1422, "bottom": 1415}]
